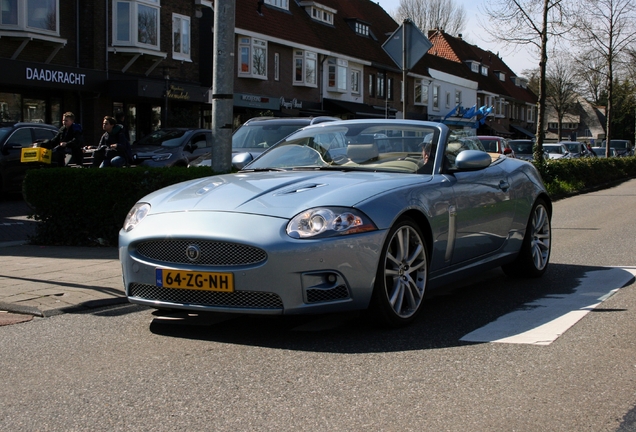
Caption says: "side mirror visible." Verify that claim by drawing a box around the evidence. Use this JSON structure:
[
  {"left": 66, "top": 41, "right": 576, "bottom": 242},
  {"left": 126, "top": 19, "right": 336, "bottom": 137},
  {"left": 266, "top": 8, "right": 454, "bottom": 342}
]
[
  {"left": 503, "top": 147, "right": 512, "bottom": 155},
  {"left": 232, "top": 152, "right": 254, "bottom": 170},
  {"left": 455, "top": 150, "right": 491, "bottom": 170}
]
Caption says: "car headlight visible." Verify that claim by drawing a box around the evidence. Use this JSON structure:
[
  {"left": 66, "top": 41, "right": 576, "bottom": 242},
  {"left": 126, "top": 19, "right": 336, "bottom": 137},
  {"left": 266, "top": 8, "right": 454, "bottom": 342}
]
[
  {"left": 123, "top": 203, "right": 151, "bottom": 232},
  {"left": 287, "top": 207, "right": 376, "bottom": 239},
  {"left": 152, "top": 153, "right": 172, "bottom": 161}
]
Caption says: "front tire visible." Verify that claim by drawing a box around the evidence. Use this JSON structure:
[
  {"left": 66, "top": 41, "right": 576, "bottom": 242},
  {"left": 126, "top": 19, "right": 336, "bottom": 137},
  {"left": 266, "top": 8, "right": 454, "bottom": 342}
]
[
  {"left": 502, "top": 198, "right": 551, "bottom": 278},
  {"left": 371, "top": 218, "right": 428, "bottom": 327}
]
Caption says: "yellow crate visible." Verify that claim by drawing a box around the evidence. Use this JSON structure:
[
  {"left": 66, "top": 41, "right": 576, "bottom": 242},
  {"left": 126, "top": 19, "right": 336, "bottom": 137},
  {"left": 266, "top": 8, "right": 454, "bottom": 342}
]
[{"left": 21, "top": 147, "right": 52, "bottom": 164}]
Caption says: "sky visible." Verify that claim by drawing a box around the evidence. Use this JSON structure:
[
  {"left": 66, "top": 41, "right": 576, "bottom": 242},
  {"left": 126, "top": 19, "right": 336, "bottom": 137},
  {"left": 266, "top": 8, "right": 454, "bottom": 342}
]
[{"left": 373, "top": 0, "right": 537, "bottom": 75}]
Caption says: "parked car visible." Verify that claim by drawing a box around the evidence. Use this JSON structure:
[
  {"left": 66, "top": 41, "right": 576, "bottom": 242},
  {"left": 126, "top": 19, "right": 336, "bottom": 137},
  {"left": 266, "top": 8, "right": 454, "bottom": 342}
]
[
  {"left": 189, "top": 116, "right": 339, "bottom": 168},
  {"left": 601, "top": 139, "right": 634, "bottom": 157},
  {"left": 0, "top": 122, "right": 58, "bottom": 194},
  {"left": 476, "top": 135, "right": 515, "bottom": 158},
  {"left": 120, "top": 119, "right": 552, "bottom": 327},
  {"left": 131, "top": 128, "right": 213, "bottom": 167},
  {"left": 559, "top": 141, "right": 591, "bottom": 158},
  {"left": 543, "top": 143, "right": 570, "bottom": 159},
  {"left": 508, "top": 139, "right": 535, "bottom": 161}
]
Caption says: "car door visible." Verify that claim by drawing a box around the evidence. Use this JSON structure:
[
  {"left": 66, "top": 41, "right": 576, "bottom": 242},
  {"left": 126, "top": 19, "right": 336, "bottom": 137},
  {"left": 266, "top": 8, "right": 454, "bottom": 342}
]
[
  {"left": 443, "top": 146, "right": 515, "bottom": 265},
  {"left": 185, "top": 131, "right": 212, "bottom": 163}
]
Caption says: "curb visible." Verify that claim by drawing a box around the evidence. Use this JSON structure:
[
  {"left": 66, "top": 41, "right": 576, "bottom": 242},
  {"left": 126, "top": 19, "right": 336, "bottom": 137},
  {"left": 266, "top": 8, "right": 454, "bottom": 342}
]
[{"left": 0, "top": 297, "right": 129, "bottom": 318}]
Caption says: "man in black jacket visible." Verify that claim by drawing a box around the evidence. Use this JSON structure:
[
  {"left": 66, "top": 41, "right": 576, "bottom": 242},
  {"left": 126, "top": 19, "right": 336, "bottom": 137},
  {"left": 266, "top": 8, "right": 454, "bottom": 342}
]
[
  {"left": 43, "top": 112, "right": 84, "bottom": 167},
  {"left": 91, "top": 116, "right": 132, "bottom": 168}
]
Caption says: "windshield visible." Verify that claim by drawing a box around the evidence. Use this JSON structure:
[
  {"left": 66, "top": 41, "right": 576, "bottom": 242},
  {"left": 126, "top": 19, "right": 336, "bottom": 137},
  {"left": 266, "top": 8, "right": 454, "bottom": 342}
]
[
  {"left": 564, "top": 143, "right": 580, "bottom": 152},
  {"left": 134, "top": 130, "right": 188, "bottom": 148},
  {"left": 232, "top": 124, "right": 306, "bottom": 150},
  {"left": 544, "top": 145, "right": 565, "bottom": 154},
  {"left": 510, "top": 141, "right": 533, "bottom": 154},
  {"left": 609, "top": 141, "right": 629, "bottom": 149},
  {"left": 245, "top": 122, "right": 442, "bottom": 173}
]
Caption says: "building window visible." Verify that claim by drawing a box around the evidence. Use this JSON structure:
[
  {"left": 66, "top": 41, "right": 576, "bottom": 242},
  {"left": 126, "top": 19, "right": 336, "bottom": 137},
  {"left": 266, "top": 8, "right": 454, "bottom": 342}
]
[
  {"left": 368, "top": 74, "right": 375, "bottom": 97},
  {"left": 455, "top": 90, "right": 461, "bottom": 106},
  {"left": 274, "top": 53, "right": 280, "bottom": 81},
  {"left": 1, "top": 0, "right": 59, "bottom": 35},
  {"left": 310, "top": 6, "right": 333, "bottom": 24},
  {"left": 327, "top": 58, "right": 348, "bottom": 92},
  {"left": 470, "top": 62, "right": 479, "bottom": 73},
  {"left": 527, "top": 107, "right": 534, "bottom": 122},
  {"left": 355, "top": 22, "right": 369, "bottom": 36},
  {"left": 377, "top": 73, "right": 385, "bottom": 99},
  {"left": 265, "top": 0, "right": 289, "bottom": 9},
  {"left": 238, "top": 37, "right": 267, "bottom": 79},
  {"left": 414, "top": 80, "right": 429, "bottom": 105},
  {"left": 172, "top": 14, "right": 190, "bottom": 61},
  {"left": 351, "top": 69, "right": 361, "bottom": 94},
  {"left": 387, "top": 78, "right": 394, "bottom": 100},
  {"left": 294, "top": 50, "right": 317, "bottom": 87},
  {"left": 480, "top": 65, "right": 488, "bottom": 76},
  {"left": 114, "top": 0, "right": 160, "bottom": 49},
  {"left": 445, "top": 92, "right": 451, "bottom": 108},
  {"left": 432, "top": 86, "right": 440, "bottom": 109}
]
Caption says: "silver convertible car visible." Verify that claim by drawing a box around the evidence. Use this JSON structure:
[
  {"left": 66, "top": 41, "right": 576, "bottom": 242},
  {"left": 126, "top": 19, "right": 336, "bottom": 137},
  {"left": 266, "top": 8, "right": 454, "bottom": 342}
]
[{"left": 120, "top": 120, "right": 552, "bottom": 327}]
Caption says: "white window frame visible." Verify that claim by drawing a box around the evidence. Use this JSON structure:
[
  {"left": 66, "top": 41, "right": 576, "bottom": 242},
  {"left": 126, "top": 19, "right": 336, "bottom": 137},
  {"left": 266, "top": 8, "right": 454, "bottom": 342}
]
[
  {"left": 376, "top": 72, "right": 385, "bottom": 99},
  {"left": 1, "top": 0, "right": 60, "bottom": 36},
  {"left": 238, "top": 37, "right": 267, "bottom": 79},
  {"left": 311, "top": 6, "right": 333, "bottom": 24},
  {"left": 480, "top": 65, "right": 488, "bottom": 76},
  {"left": 113, "top": 0, "right": 160, "bottom": 50},
  {"left": 432, "top": 85, "right": 440, "bottom": 110},
  {"left": 414, "top": 79, "right": 429, "bottom": 105},
  {"left": 455, "top": 90, "right": 461, "bottom": 106},
  {"left": 355, "top": 22, "right": 369, "bottom": 36},
  {"left": 327, "top": 58, "right": 348, "bottom": 93},
  {"left": 445, "top": 91, "right": 451, "bottom": 108},
  {"left": 293, "top": 50, "right": 317, "bottom": 87},
  {"left": 265, "top": 0, "right": 289, "bottom": 10},
  {"left": 172, "top": 13, "right": 190, "bottom": 61},
  {"left": 351, "top": 69, "right": 361, "bottom": 94}
]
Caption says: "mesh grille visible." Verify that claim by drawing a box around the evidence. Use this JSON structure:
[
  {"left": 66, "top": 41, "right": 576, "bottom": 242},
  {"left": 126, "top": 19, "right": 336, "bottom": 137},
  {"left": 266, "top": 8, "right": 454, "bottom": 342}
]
[
  {"left": 306, "top": 285, "right": 349, "bottom": 303},
  {"left": 136, "top": 240, "right": 267, "bottom": 266},
  {"left": 129, "top": 283, "right": 283, "bottom": 309}
]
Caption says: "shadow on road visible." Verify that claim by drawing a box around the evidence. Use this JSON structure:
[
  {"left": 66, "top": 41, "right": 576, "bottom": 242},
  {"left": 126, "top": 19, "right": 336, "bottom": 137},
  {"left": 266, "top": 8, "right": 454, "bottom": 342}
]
[{"left": 147, "top": 263, "right": 632, "bottom": 353}]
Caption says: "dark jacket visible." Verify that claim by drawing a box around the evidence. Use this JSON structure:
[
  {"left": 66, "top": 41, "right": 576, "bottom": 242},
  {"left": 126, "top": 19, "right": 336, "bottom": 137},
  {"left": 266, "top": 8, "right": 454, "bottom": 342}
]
[
  {"left": 97, "top": 124, "right": 132, "bottom": 163},
  {"left": 43, "top": 123, "right": 83, "bottom": 150}
]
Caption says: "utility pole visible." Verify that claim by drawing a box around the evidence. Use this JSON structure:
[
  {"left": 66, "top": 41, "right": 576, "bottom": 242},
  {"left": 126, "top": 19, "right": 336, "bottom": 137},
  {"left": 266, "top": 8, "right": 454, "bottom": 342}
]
[{"left": 211, "top": 0, "right": 236, "bottom": 173}]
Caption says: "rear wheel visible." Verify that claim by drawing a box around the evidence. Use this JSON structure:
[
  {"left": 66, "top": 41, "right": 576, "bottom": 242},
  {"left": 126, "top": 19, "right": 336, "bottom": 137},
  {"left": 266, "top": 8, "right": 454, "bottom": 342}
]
[
  {"left": 371, "top": 218, "right": 428, "bottom": 327},
  {"left": 502, "top": 198, "right": 551, "bottom": 278}
]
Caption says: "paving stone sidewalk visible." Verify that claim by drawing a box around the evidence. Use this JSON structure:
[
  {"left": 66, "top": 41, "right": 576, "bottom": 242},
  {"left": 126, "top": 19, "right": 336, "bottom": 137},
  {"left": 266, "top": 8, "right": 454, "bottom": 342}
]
[{"left": 0, "top": 198, "right": 126, "bottom": 318}]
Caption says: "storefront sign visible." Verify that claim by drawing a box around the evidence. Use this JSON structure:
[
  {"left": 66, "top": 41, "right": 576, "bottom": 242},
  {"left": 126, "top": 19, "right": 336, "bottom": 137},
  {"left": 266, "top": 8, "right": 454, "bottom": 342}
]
[
  {"left": 280, "top": 97, "right": 303, "bottom": 109},
  {"left": 25, "top": 67, "right": 86, "bottom": 85},
  {"left": 167, "top": 85, "right": 190, "bottom": 100},
  {"left": 234, "top": 93, "right": 279, "bottom": 110}
]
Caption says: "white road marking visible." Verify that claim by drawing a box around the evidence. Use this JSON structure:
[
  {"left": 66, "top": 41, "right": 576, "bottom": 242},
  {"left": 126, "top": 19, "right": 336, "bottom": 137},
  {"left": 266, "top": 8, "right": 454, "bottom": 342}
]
[{"left": 460, "top": 267, "right": 636, "bottom": 345}]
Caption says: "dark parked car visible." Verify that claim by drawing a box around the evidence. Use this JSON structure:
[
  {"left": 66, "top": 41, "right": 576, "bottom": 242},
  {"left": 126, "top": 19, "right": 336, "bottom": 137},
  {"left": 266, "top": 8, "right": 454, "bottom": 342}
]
[
  {"left": 559, "top": 141, "right": 591, "bottom": 158},
  {"left": 601, "top": 139, "right": 634, "bottom": 157},
  {"left": 0, "top": 122, "right": 58, "bottom": 194},
  {"left": 189, "top": 116, "right": 339, "bottom": 168},
  {"left": 508, "top": 139, "right": 535, "bottom": 161},
  {"left": 131, "top": 128, "right": 213, "bottom": 167}
]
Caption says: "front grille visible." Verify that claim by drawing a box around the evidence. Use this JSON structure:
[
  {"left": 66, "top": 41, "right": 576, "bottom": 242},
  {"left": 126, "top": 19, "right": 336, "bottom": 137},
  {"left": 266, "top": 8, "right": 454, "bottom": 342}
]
[
  {"left": 136, "top": 240, "right": 267, "bottom": 266},
  {"left": 129, "top": 283, "right": 283, "bottom": 310},
  {"left": 306, "top": 285, "right": 349, "bottom": 303}
]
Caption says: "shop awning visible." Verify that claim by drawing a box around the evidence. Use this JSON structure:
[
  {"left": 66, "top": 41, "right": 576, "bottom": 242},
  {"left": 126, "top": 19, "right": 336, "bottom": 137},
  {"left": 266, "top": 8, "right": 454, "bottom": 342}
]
[
  {"left": 510, "top": 124, "right": 536, "bottom": 138},
  {"left": 324, "top": 98, "right": 396, "bottom": 118},
  {"left": 487, "top": 121, "right": 512, "bottom": 136}
]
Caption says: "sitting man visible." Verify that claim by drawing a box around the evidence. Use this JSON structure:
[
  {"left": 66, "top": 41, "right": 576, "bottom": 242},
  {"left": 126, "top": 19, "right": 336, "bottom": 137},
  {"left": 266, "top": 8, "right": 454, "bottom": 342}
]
[
  {"left": 43, "top": 112, "right": 84, "bottom": 167},
  {"left": 417, "top": 142, "right": 437, "bottom": 174},
  {"left": 89, "top": 116, "right": 132, "bottom": 168}
]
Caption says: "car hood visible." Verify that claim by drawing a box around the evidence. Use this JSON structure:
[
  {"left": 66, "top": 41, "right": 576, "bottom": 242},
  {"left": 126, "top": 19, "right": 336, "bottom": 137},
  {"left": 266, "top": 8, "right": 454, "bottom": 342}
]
[
  {"left": 141, "top": 170, "right": 427, "bottom": 219},
  {"left": 132, "top": 145, "right": 175, "bottom": 156}
]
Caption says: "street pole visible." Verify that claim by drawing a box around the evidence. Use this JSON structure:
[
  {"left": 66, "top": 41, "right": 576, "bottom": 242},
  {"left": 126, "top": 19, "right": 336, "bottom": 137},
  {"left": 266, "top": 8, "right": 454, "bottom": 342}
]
[
  {"left": 211, "top": 0, "right": 236, "bottom": 174},
  {"left": 402, "top": 20, "right": 407, "bottom": 119}
]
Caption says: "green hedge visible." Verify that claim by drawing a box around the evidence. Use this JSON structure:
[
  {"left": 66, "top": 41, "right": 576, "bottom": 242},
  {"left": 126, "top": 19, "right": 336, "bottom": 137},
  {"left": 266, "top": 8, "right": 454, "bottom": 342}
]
[
  {"left": 22, "top": 156, "right": 636, "bottom": 246},
  {"left": 23, "top": 166, "right": 214, "bottom": 246}
]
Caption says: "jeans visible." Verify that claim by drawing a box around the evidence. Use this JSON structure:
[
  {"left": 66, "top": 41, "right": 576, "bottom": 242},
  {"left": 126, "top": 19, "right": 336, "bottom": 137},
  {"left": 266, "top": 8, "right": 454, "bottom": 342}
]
[{"left": 100, "top": 155, "right": 125, "bottom": 168}]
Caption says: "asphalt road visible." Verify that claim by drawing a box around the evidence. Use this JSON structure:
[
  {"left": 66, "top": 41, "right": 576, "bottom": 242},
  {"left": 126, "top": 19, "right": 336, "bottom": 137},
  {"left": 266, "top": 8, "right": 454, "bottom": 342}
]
[{"left": 1, "top": 180, "right": 636, "bottom": 431}]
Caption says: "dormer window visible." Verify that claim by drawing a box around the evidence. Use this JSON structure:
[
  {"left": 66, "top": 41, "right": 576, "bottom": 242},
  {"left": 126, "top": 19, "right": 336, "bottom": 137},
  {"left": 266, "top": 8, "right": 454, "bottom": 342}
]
[
  {"left": 480, "top": 65, "right": 488, "bottom": 76},
  {"left": 467, "top": 61, "right": 479, "bottom": 73},
  {"left": 355, "top": 22, "right": 369, "bottom": 36},
  {"left": 265, "top": 0, "right": 289, "bottom": 10},
  {"left": 496, "top": 71, "right": 505, "bottom": 81},
  {"left": 300, "top": 1, "right": 336, "bottom": 25}
]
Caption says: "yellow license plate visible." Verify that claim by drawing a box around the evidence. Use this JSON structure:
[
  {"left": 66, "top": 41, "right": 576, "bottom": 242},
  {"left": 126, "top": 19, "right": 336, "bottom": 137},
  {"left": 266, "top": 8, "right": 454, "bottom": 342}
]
[{"left": 156, "top": 269, "right": 234, "bottom": 292}]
